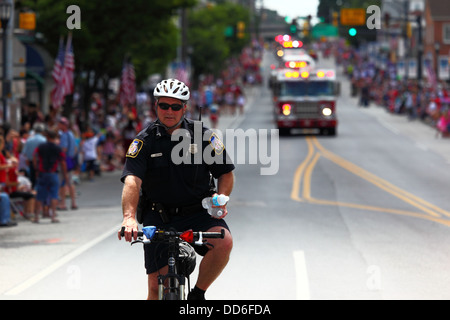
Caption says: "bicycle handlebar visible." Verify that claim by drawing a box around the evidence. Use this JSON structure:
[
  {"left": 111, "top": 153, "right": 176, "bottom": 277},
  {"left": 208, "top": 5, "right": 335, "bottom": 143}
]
[
  {"left": 119, "top": 227, "right": 143, "bottom": 238},
  {"left": 120, "top": 226, "right": 225, "bottom": 245}
]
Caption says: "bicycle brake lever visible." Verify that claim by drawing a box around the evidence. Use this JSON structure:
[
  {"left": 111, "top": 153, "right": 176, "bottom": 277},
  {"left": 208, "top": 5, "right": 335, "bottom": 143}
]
[
  {"left": 194, "top": 232, "right": 203, "bottom": 246},
  {"left": 131, "top": 237, "right": 150, "bottom": 246}
]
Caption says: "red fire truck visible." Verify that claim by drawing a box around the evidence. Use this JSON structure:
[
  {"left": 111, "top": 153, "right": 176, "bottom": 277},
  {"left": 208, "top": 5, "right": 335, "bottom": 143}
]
[{"left": 272, "top": 67, "right": 340, "bottom": 136}]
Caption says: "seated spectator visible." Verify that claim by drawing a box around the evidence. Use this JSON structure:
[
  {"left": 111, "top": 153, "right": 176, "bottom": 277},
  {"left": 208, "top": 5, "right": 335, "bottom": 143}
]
[
  {"left": 0, "top": 135, "right": 15, "bottom": 227},
  {"left": 6, "top": 167, "right": 36, "bottom": 220},
  {"left": 0, "top": 191, "right": 14, "bottom": 227}
]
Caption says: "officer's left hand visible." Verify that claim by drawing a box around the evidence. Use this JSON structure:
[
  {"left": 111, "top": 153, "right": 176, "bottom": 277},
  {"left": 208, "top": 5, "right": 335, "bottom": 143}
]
[
  {"left": 215, "top": 205, "right": 228, "bottom": 219},
  {"left": 211, "top": 194, "right": 228, "bottom": 219},
  {"left": 118, "top": 217, "right": 139, "bottom": 242}
]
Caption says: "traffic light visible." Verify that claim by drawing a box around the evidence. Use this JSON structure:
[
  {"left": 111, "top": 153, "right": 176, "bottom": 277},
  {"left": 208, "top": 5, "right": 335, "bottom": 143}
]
[
  {"left": 224, "top": 25, "right": 234, "bottom": 38},
  {"left": 290, "top": 19, "right": 298, "bottom": 36},
  {"left": 348, "top": 27, "right": 357, "bottom": 36},
  {"left": 332, "top": 12, "right": 339, "bottom": 27},
  {"left": 406, "top": 22, "right": 412, "bottom": 38},
  {"left": 237, "top": 21, "right": 245, "bottom": 39},
  {"left": 384, "top": 13, "right": 390, "bottom": 28}
]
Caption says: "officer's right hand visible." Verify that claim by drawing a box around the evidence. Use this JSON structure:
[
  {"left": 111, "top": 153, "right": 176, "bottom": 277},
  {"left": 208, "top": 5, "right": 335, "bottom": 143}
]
[{"left": 118, "top": 217, "right": 139, "bottom": 242}]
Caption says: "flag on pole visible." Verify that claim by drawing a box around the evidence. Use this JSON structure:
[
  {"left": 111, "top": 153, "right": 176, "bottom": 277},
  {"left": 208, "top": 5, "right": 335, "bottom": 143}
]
[
  {"left": 175, "top": 62, "right": 190, "bottom": 86},
  {"left": 425, "top": 61, "right": 437, "bottom": 88},
  {"left": 50, "top": 37, "right": 66, "bottom": 109},
  {"left": 119, "top": 58, "right": 136, "bottom": 106},
  {"left": 50, "top": 34, "right": 75, "bottom": 108},
  {"left": 62, "top": 33, "right": 75, "bottom": 96}
]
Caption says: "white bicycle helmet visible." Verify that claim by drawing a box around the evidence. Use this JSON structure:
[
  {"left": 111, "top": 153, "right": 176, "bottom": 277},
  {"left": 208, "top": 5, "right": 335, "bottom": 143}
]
[{"left": 153, "top": 78, "right": 190, "bottom": 101}]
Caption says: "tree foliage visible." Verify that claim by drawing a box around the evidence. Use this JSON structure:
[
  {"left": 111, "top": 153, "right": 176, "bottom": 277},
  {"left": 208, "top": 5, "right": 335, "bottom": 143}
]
[
  {"left": 187, "top": 2, "right": 250, "bottom": 83},
  {"left": 20, "top": 0, "right": 196, "bottom": 85}
]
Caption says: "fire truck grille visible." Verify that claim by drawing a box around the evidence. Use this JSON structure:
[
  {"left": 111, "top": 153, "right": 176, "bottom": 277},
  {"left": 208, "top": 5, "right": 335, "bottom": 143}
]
[{"left": 293, "top": 102, "right": 320, "bottom": 119}]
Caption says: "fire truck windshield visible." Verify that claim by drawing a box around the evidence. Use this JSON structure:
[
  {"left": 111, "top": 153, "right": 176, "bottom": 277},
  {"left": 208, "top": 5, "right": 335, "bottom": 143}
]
[{"left": 280, "top": 81, "right": 334, "bottom": 97}]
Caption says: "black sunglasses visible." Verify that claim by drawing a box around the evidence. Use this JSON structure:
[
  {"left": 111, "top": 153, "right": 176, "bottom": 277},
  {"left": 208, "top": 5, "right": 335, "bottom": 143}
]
[{"left": 158, "top": 102, "right": 184, "bottom": 111}]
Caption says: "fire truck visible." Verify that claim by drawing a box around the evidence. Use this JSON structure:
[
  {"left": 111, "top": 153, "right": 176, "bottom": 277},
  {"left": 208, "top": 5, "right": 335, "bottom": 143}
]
[{"left": 272, "top": 65, "right": 340, "bottom": 136}]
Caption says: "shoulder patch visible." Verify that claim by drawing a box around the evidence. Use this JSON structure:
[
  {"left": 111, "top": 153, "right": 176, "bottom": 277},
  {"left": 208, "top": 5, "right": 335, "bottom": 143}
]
[
  {"left": 209, "top": 133, "right": 224, "bottom": 155},
  {"left": 126, "top": 139, "right": 144, "bottom": 158}
]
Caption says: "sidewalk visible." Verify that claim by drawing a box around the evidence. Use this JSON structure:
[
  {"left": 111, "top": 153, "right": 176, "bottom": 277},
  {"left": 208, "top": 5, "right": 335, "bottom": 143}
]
[{"left": 0, "top": 169, "right": 124, "bottom": 296}]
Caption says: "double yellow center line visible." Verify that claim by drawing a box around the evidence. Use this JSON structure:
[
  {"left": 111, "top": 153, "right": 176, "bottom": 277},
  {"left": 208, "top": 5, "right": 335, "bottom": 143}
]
[{"left": 291, "top": 137, "right": 450, "bottom": 227}]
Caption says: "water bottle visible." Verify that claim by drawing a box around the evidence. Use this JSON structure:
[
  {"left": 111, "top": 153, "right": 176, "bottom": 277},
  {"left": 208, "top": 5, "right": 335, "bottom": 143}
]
[{"left": 202, "top": 194, "right": 230, "bottom": 218}]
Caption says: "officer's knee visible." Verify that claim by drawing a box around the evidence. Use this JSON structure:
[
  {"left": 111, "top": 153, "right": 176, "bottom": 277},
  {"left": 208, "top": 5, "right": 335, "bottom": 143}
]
[{"left": 208, "top": 227, "right": 233, "bottom": 257}]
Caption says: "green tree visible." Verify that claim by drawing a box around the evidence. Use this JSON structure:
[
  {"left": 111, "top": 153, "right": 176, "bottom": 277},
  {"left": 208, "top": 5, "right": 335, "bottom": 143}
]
[
  {"left": 21, "top": 0, "right": 195, "bottom": 112},
  {"left": 187, "top": 2, "right": 250, "bottom": 85}
]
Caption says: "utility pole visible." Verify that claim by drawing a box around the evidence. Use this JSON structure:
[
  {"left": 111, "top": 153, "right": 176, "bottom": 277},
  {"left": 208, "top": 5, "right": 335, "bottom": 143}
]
[
  {"left": 180, "top": 7, "right": 187, "bottom": 65},
  {"left": 417, "top": 14, "right": 423, "bottom": 83}
]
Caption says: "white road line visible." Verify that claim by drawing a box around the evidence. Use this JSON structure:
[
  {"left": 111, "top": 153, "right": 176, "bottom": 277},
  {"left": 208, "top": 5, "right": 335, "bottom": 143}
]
[
  {"left": 4, "top": 225, "right": 120, "bottom": 296},
  {"left": 293, "top": 250, "right": 311, "bottom": 300}
]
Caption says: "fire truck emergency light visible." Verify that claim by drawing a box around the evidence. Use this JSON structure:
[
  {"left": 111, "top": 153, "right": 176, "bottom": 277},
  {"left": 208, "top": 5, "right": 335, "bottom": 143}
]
[
  {"left": 283, "top": 70, "right": 335, "bottom": 79},
  {"left": 286, "top": 61, "right": 307, "bottom": 68},
  {"left": 285, "top": 71, "right": 300, "bottom": 78},
  {"left": 282, "top": 104, "right": 291, "bottom": 116},
  {"left": 282, "top": 40, "right": 302, "bottom": 48}
]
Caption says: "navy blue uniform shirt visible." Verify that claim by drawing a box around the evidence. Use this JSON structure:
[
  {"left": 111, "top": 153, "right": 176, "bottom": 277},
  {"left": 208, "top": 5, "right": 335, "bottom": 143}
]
[{"left": 121, "top": 119, "right": 234, "bottom": 207}]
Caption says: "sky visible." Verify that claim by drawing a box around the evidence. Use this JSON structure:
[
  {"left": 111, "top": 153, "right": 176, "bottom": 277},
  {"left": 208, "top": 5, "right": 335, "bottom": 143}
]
[{"left": 260, "top": 0, "right": 320, "bottom": 21}]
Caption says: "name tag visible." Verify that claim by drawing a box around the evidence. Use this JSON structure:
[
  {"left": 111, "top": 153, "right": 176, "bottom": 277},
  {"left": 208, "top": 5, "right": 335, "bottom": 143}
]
[{"left": 151, "top": 153, "right": 163, "bottom": 158}]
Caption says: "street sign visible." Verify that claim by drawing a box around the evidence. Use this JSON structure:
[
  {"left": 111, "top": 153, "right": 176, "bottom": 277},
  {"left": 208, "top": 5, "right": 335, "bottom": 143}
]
[
  {"left": 19, "top": 12, "right": 36, "bottom": 30},
  {"left": 340, "top": 8, "right": 366, "bottom": 26},
  {"left": 311, "top": 23, "right": 338, "bottom": 38}
]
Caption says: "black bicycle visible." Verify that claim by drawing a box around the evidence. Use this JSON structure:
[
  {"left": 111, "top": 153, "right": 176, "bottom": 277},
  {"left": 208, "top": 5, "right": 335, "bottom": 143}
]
[{"left": 121, "top": 226, "right": 224, "bottom": 300}]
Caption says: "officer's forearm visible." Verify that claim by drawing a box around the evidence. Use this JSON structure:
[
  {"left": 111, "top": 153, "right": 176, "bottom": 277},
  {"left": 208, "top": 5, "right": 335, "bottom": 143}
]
[
  {"left": 121, "top": 175, "right": 142, "bottom": 219},
  {"left": 217, "top": 171, "right": 234, "bottom": 196}
]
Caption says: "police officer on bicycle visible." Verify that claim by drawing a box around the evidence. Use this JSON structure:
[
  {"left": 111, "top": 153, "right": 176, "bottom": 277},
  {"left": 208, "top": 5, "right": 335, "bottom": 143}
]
[{"left": 118, "top": 78, "right": 234, "bottom": 300}]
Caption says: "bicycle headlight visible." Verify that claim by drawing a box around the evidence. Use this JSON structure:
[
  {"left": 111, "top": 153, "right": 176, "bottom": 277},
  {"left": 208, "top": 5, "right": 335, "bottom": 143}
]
[{"left": 143, "top": 226, "right": 157, "bottom": 240}]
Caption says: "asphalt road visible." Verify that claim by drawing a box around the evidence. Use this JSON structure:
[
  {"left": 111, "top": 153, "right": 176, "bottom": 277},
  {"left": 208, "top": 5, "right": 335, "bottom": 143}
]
[{"left": 2, "top": 49, "right": 450, "bottom": 300}]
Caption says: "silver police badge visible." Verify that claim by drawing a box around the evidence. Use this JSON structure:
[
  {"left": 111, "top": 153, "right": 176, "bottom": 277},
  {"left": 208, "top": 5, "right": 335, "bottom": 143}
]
[{"left": 189, "top": 144, "right": 198, "bottom": 154}]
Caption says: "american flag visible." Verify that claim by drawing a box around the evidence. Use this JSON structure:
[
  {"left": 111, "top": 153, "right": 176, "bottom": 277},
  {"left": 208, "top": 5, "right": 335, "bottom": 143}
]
[
  {"left": 62, "top": 33, "right": 75, "bottom": 95},
  {"left": 425, "top": 61, "right": 437, "bottom": 88},
  {"left": 50, "top": 37, "right": 66, "bottom": 108},
  {"left": 50, "top": 34, "right": 75, "bottom": 108},
  {"left": 119, "top": 58, "right": 136, "bottom": 106},
  {"left": 175, "top": 63, "right": 190, "bottom": 86}
]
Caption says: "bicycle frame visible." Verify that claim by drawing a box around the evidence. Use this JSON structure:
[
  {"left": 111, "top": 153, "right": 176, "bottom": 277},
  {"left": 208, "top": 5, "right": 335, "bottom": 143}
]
[
  {"left": 122, "top": 226, "right": 224, "bottom": 300},
  {"left": 157, "top": 232, "right": 187, "bottom": 300}
]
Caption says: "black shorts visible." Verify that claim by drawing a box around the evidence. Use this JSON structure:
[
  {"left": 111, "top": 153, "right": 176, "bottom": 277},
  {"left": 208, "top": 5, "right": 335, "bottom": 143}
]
[{"left": 142, "top": 209, "right": 230, "bottom": 274}]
